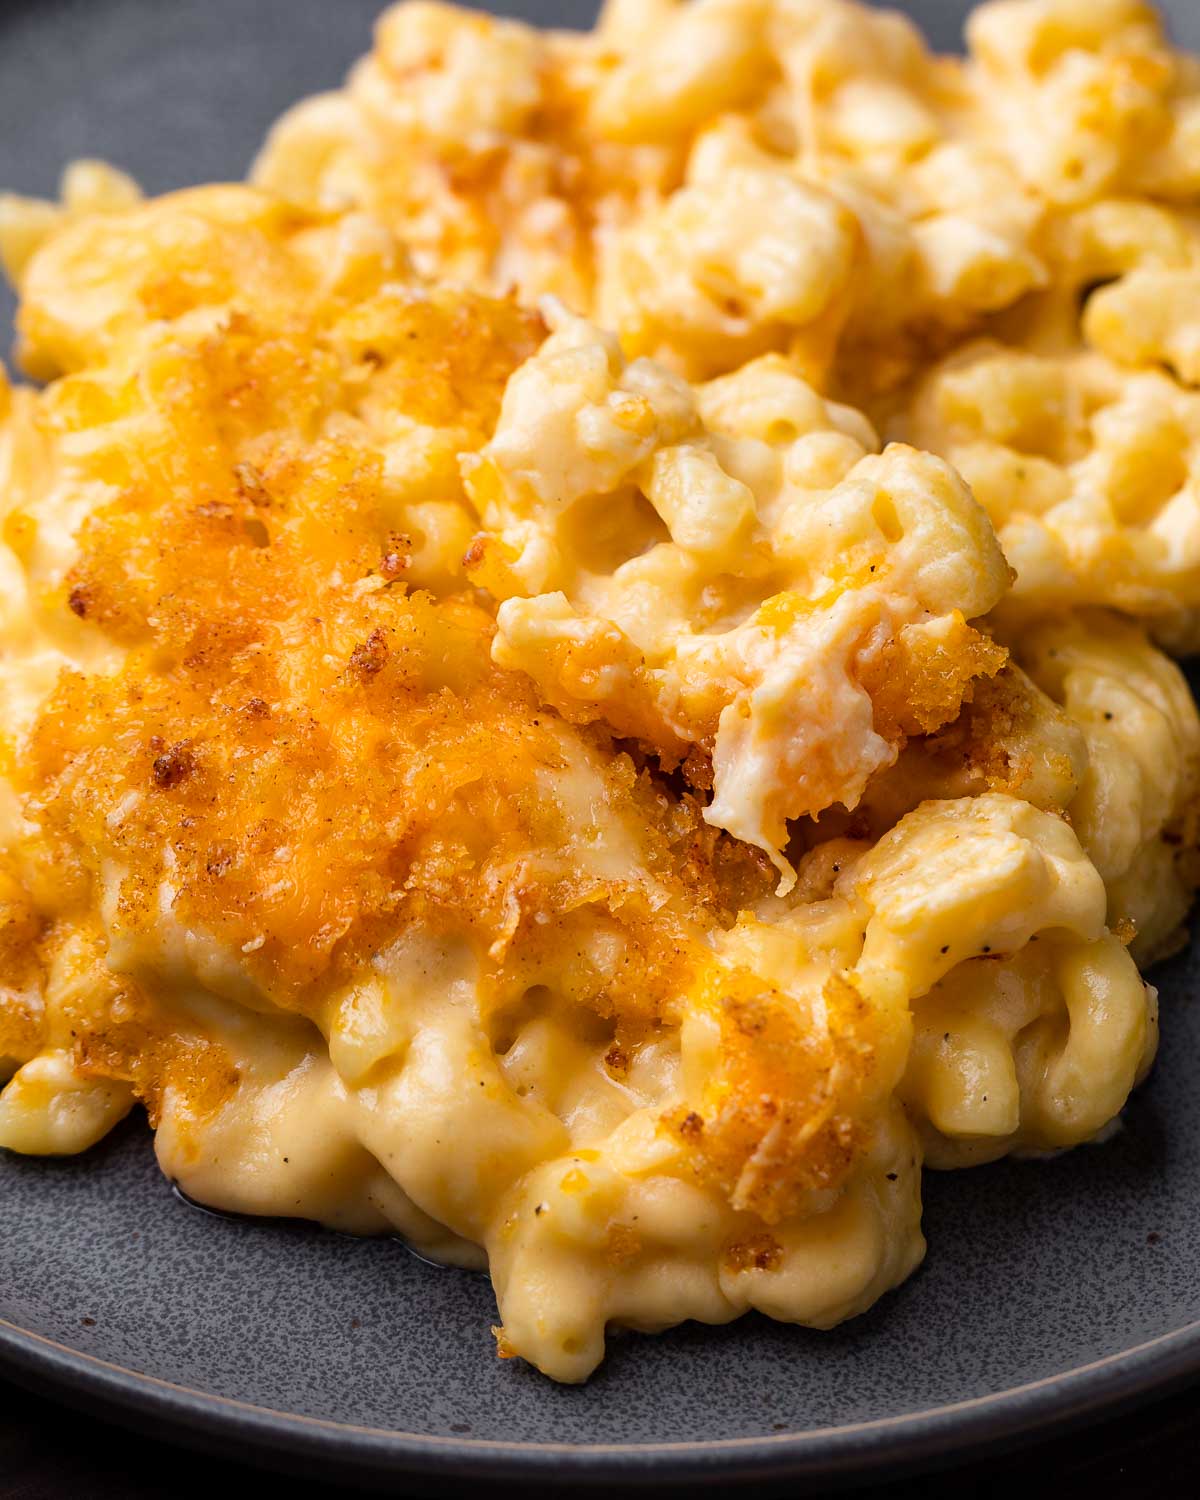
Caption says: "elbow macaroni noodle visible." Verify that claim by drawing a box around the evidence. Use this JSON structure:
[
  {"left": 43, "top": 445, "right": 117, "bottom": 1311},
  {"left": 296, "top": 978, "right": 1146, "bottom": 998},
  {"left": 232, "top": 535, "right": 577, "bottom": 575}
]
[
  {"left": 464, "top": 306, "right": 1009, "bottom": 882},
  {"left": 0, "top": 0, "right": 1197, "bottom": 1382},
  {"left": 894, "top": 342, "right": 1200, "bottom": 640},
  {"left": 1011, "top": 610, "right": 1200, "bottom": 963},
  {"left": 252, "top": 0, "right": 1050, "bottom": 397}
]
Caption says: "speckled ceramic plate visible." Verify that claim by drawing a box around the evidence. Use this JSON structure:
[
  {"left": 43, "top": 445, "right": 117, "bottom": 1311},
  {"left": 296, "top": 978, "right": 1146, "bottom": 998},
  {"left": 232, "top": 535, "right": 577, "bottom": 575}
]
[{"left": 3, "top": 0, "right": 1200, "bottom": 1491}]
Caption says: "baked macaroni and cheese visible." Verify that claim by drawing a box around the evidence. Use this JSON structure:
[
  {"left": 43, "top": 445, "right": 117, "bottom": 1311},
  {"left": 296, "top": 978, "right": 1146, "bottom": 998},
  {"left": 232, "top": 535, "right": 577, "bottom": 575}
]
[{"left": 0, "top": 0, "right": 1196, "bottom": 1383}]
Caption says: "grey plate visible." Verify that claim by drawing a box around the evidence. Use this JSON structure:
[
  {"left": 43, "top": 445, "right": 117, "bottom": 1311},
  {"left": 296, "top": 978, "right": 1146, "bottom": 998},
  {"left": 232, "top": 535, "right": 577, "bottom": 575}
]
[{"left": 2, "top": 0, "right": 1200, "bottom": 1490}]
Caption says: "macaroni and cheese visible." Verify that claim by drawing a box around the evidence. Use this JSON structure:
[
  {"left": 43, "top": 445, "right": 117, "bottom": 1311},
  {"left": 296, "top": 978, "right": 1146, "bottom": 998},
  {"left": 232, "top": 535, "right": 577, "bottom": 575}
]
[{"left": 0, "top": 0, "right": 1196, "bottom": 1383}]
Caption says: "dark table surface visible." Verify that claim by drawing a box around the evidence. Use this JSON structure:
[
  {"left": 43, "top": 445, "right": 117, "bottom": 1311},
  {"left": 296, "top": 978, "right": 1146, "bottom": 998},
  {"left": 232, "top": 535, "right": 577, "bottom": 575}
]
[{"left": 1, "top": 1372, "right": 1198, "bottom": 1498}]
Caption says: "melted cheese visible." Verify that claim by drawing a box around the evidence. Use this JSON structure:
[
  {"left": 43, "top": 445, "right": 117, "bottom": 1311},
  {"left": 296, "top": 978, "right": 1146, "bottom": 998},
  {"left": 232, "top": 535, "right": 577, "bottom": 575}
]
[{"left": 0, "top": 7, "right": 1194, "bottom": 1382}]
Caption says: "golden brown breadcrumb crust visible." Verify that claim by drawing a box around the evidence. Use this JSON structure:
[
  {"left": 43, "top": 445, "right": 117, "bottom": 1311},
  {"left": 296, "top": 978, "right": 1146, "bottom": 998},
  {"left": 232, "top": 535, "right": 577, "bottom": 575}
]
[
  {"left": 0, "top": 861, "right": 43, "bottom": 1063},
  {"left": 2, "top": 188, "right": 922, "bottom": 1230},
  {"left": 11, "top": 294, "right": 896, "bottom": 1223}
]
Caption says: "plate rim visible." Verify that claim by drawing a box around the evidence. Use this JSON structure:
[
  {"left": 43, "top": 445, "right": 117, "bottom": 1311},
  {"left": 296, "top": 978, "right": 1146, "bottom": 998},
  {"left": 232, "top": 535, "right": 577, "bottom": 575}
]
[{"left": 3, "top": 1309, "right": 1199, "bottom": 1486}]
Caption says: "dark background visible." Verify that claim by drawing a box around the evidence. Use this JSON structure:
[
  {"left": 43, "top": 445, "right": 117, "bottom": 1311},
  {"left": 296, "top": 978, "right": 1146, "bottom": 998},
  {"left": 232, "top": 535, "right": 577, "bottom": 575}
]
[
  {"left": 1, "top": 1, "right": 1198, "bottom": 1496},
  {"left": 2, "top": 1374, "right": 1200, "bottom": 1500},
  {"left": 1, "top": 1370, "right": 1198, "bottom": 1498}
]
